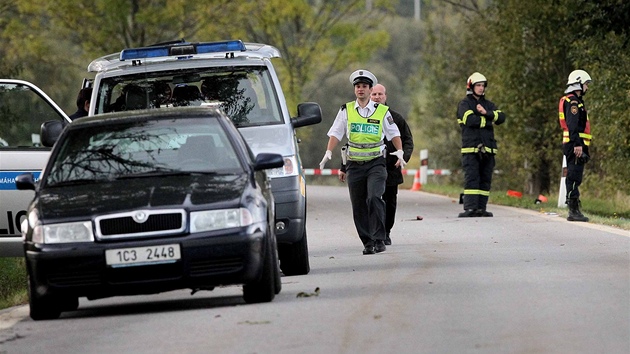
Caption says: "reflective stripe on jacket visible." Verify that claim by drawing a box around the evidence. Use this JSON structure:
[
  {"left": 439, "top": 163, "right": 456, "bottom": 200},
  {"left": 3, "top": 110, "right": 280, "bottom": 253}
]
[
  {"left": 558, "top": 93, "right": 592, "bottom": 146},
  {"left": 347, "top": 102, "right": 387, "bottom": 161},
  {"left": 456, "top": 95, "right": 506, "bottom": 155}
]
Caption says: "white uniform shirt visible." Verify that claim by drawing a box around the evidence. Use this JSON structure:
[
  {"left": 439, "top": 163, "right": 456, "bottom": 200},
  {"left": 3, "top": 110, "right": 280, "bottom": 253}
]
[{"left": 327, "top": 100, "right": 401, "bottom": 151}]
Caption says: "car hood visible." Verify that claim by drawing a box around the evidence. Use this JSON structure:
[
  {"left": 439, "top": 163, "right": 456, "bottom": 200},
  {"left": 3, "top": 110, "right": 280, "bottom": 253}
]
[
  {"left": 37, "top": 174, "right": 249, "bottom": 220},
  {"left": 238, "top": 124, "right": 294, "bottom": 156}
]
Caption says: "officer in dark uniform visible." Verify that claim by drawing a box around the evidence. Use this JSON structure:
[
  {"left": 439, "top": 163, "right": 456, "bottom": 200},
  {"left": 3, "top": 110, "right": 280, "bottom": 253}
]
[
  {"left": 370, "top": 84, "right": 414, "bottom": 245},
  {"left": 559, "top": 69, "right": 592, "bottom": 222},
  {"left": 320, "top": 70, "right": 405, "bottom": 255},
  {"left": 68, "top": 87, "right": 92, "bottom": 120},
  {"left": 457, "top": 72, "right": 506, "bottom": 217}
]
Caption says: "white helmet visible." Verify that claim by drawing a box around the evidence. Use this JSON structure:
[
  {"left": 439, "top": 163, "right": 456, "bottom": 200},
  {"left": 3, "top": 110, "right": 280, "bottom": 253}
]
[
  {"left": 466, "top": 72, "right": 487, "bottom": 95},
  {"left": 566, "top": 69, "right": 592, "bottom": 86}
]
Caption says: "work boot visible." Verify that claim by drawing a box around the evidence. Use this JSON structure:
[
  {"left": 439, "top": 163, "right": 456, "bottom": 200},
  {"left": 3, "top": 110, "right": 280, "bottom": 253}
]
[
  {"left": 375, "top": 240, "right": 386, "bottom": 253},
  {"left": 567, "top": 199, "right": 589, "bottom": 222},
  {"left": 475, "top": 209, "right": 493, "bottom": 217},
  {"left": 458, "top": 209, "right": 476, "bottom": 217}
]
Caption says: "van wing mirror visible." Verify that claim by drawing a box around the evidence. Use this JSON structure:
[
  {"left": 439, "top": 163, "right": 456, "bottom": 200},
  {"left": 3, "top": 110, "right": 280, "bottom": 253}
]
[
  {"left": 41, "top": 120, "right": 66, "bottom": 147},
  {"left": 291, "top": 102, "right": 322, "bottom": 128}
]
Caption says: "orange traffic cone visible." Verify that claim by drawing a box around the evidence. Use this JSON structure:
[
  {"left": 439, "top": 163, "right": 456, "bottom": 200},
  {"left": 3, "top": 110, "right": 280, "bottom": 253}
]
[{"left": 410, "top": 169, "right": 422, "bottom": 191}]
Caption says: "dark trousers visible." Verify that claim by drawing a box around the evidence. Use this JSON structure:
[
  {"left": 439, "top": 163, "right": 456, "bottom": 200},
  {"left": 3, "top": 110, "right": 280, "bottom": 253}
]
[
  {"left": 383, "top": 184, "right": 398, "bottom": 236},
  {"left": 347, "top": 158, "right": 387, "bottom": 246},
  {"left": 462, "top": 153, "right": 495, "bottom": 210},
  {"left": 564, "top": 147, "right": 587, "bottom": 200}
]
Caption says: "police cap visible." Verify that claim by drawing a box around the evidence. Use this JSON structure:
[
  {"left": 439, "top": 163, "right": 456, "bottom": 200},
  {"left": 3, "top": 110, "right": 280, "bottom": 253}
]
[{"left": 349, "top": 69, "right": 377, "bottom": 87}]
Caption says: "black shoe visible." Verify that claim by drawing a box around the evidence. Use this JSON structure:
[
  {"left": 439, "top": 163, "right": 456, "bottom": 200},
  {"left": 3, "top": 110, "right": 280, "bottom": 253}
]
[
  {"left": 375, "top": 241, "right": 386, "bottom": 253},
  {"left": 476, "top": 209, "right": 493, "bottom": 217},
  {"left": 363, "top": 245, "right": 375, "bottom": 255},
  {"left": 384, "top": 236, "right": 392, "bottom": 245},
  {"left": 458, "top": 209, "right": 476, "bottom": 217}
]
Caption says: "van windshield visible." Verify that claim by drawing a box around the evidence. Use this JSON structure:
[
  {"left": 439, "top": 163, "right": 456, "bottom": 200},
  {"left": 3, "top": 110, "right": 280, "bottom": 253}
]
[{"left": 94, "top": 67, "right": 283, "bottom": 127}]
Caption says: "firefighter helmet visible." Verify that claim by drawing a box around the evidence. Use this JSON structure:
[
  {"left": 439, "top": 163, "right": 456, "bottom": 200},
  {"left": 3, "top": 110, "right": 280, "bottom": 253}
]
[
  {"left": 566, "top": 69, "right": 591, "bottom": 86},
  {"left": 466, "top": 72, "right": 487, "bottom": 95}
]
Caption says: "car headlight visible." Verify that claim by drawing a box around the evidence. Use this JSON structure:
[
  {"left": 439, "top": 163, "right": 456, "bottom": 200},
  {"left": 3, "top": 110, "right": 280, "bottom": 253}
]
[
  {"left": 265, "top": 155, "right": 298, "bottom": 178},
  {"left": 190, "top": 208, "right": 254, "bottom": 233},
  {"left": 33, "top": 221, "right": 94, "bottom": 244}
]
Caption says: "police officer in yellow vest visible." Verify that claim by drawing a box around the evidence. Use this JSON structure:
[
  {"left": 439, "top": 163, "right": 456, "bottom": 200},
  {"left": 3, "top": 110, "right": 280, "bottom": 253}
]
[{"left": 319, "top": 70, "right": 405, "bottom": 255}]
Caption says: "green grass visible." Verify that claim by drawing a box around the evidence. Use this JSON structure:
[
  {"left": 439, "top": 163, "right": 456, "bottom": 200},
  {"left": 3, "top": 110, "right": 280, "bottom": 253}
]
[
  {"left": 420, "top": 183, "right": 630, "bottom": 231},
  {"left": 0, "top": 258, "right": 28, "bottom": 309}
]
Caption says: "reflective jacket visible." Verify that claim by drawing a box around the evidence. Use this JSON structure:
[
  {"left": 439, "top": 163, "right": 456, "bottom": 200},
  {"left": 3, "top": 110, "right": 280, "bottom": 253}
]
[
  {"left": 457, "top": 95, "right": 506, "bottom": 154},
  {"left": 346, "top": 102, "right": 387, "bottom": 161},
  {"left": 558, "top": 92, "right": 591, "bottom": 147}
]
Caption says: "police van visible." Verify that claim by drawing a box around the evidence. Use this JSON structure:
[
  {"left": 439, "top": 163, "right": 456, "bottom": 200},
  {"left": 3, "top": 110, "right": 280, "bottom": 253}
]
[
  {"left": 0, "top": 80, "right": 71, "bottom": 257},
  {"left": 1, "top": 40, "right": 321, "bottom": 275}
]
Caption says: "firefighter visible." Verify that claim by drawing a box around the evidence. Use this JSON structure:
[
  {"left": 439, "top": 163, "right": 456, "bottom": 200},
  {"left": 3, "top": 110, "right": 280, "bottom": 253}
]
[
  {"left": 319, "top": 70, "right": 405, "bottom": 255},
  {"left": 559, "top": 69, "right": 592, "bottom": 222},
  {"left": 457, "top": 72, "right": 506, "bottom": 217}
]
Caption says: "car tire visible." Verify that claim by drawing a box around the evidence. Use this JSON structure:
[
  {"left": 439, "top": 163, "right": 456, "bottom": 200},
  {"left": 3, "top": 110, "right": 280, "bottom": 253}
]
[
  {"left": 243, "top": 235, "right": 276, "bottom": 304},
  {"left": 279, "top": 226, "right": 310, "bottom": 276},
  {"left": 28, "top": 276, "right": 62, "bottom": 321},
  {"left": 272, "top": 235, "right": 282, "bottom": 295}
]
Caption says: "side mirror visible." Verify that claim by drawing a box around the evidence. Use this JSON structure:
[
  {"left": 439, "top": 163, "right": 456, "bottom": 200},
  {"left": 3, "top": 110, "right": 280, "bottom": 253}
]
[
  {"left": 253, "top": 153, "right": 284, "bottom": 171},
  {"left": 41, "top": 120, "right": 66, "bottom": 147},
  {"left": 291, "top": 102, "right": 322, "bottom": 128},
  {"left": 16, "top": 173, "right": 36, "bottom": 191}
]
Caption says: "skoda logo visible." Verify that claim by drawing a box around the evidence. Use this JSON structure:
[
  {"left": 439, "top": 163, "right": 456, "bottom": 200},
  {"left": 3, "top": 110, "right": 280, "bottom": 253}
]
[{"left": 133, "top": 211, "right": 149, "bottom": 223}]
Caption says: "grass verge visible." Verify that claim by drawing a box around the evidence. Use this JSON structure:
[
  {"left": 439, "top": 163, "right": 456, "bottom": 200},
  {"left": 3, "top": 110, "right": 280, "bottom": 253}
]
[
  {"left": 420, "top": 184, "right": 630, "bottom": 231},
  {"left": 0, "top": 258, "right": 28, "bottom": 310}
]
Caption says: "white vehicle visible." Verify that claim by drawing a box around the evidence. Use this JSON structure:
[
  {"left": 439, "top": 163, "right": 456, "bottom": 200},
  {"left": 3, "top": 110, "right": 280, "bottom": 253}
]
[
  {"left": 0, "top": 80, "right": 71, "bottom": 256},
  {"left": 1, "top": 40, "right": 321, "bottom": 276}
]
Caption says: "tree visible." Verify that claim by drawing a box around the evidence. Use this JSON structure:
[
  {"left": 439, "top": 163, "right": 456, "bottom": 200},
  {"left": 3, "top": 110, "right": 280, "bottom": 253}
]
[{"left": 234, "top": 0, "right": 392, "bottom": 110}]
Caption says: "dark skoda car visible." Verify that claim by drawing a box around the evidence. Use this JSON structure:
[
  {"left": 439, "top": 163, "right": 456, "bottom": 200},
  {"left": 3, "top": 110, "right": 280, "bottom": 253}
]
[{"left": 16, "top": 107, "right": 284, "bottom": 320}]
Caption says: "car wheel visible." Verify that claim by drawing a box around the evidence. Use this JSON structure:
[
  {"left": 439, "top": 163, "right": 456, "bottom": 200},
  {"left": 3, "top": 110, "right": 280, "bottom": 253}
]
[
  {"left": 28, "top": 276, "right": 62, "bottom": 321},
  {"left": 243, "top": 236, "right": 276, "bottom": 304},
  {"left": 279, "top": 226, "right": 310, "bottom": 276},
  {"left": 272, "top": 235, "right": 282, "bottom": 295}
]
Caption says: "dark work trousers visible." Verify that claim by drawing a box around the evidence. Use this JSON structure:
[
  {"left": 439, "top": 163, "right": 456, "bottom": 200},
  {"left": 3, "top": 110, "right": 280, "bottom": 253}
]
[
  {"left": 462, "top": 153, "right": 495, "bottom": 210},
  {"left": 564, "top": 146, "right": 587, "bottom": 200},
  {"left": 383, "top": 184, "right": 398, "bottom": 237},
  {"left": 346, "top": 157, "right": 387, "bottom": 247}
]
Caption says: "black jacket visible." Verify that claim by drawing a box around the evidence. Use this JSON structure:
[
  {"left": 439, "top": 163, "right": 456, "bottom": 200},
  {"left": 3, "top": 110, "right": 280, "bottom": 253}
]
[
  {"left": 69, "top": 108, "right": 88, "bottom": 120},
  {"left": 385, "top": 108, "right": 414, "bottom": 186},
  {"left": 456, "top": 94, "right": 506, "bottom": 154}
]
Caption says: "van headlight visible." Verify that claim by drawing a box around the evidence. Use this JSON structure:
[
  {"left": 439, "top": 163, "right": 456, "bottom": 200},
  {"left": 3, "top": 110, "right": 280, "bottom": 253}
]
[
  {"left": 265, "top": 155, "right": 298, "bottom": 178},
  {"left": 33, "top": 221, "right": 94, "bottom": 244},
  {"left": 190, "top": 208, "right": 254, "bottom": 233}
]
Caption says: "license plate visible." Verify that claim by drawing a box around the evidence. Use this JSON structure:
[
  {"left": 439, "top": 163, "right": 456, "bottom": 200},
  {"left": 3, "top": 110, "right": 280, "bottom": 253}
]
[{"left": 105, "top": 244, "right": 181, "bottom": 267}]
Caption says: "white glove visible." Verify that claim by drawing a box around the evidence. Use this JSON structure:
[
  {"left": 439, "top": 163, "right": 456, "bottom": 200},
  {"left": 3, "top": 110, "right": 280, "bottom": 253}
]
[
  {"left": 390, "top": 150, "right": 406, "bottom": 168},
  {"left": 319, "top": 150, "right": 332, "bottom": 169}
]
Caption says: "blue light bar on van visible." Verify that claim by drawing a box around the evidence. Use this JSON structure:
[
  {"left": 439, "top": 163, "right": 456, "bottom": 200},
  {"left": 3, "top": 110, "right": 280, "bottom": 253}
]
[
  {"left": 197, "top": 40, "right": 246, "bottom": 54},
  {"left": 120, "top": 47, "right": 169, "bottom": 61},
  {"left": 120, "top": 40, "right": 246, "bottom": 61}
]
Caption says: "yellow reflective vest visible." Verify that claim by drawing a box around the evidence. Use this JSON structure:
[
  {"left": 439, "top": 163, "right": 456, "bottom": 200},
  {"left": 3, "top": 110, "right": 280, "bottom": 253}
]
[{"left": 346, "top": 102, "right": 387, "bottom": 161}]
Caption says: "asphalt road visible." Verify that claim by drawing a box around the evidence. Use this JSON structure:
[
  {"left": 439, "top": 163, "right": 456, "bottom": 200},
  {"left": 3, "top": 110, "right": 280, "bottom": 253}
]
[{"left": 1, "top": 185, "right": 629, "bottom": 353}]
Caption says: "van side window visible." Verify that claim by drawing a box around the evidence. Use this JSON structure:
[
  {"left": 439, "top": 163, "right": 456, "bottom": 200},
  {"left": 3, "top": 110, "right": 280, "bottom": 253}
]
[{"left": 0, "top": 83, "right": 66, "bottom": 148}]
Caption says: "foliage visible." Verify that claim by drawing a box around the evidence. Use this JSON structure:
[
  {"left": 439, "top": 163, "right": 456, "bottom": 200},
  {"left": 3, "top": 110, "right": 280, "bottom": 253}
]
[
  {"left": 0, "top": 0, "right": 626, "bottom": 204},
  {"left": 236, "top": 0, "right": 392, "bottom": 111},
  {"left": 413, "top": 0, "right": 629, "bottom": 206},
  {"left": 0, "top": 258, "right": 27, "bottom": 309}
]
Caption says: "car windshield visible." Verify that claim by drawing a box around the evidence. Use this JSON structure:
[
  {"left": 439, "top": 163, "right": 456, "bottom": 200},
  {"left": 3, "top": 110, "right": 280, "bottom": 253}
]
[
  {"left": 45, "top": 117, "right": 244, "bottom": 186},
  {"left": 94, "top": 67, "right": 283, "bottom": 127}
]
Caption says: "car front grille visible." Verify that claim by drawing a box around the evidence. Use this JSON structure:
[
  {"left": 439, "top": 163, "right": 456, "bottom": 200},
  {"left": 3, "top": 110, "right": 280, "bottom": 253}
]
[{"left": 95, "top": 209, "right": 187, "bottom": 240}]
